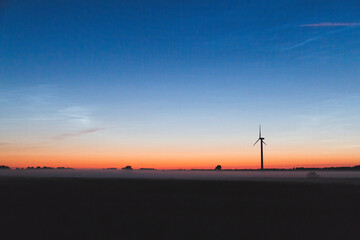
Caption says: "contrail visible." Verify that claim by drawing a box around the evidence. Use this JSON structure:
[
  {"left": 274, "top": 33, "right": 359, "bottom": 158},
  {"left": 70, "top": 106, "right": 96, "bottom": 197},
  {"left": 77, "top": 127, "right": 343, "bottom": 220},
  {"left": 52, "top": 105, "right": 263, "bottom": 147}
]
[
  {"left": 52, "top": 128, "right": 105, "bottom": 141},
  {"left": 301, "top": 22, "right": 360, "bottom": 27},
  {"left": 282, "top": 37, "right": 320, "bottom": 50},
  {"left": 283, "top": 26, "right": 354, "bottom": 51}
]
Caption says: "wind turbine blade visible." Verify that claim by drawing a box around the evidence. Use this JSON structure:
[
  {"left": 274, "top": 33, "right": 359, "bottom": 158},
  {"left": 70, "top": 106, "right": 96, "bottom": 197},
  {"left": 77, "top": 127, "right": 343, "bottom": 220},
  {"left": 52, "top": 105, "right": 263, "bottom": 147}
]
[
  {"left": 259, "top": 125, "right": 261, "bottom": 138},
  {"left": 253, "top": 139, "right": 260, "bottom": 146},
  {"left": 263, "top": 141, "right": 267, "bottom": 145}
]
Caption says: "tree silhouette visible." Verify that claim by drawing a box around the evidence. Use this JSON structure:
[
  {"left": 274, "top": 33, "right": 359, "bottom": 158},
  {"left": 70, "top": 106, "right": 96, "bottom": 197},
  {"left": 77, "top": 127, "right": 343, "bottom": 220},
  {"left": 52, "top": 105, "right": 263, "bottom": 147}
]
[{"left": 122, "top": 166, "right": 133, "bottom": 170}]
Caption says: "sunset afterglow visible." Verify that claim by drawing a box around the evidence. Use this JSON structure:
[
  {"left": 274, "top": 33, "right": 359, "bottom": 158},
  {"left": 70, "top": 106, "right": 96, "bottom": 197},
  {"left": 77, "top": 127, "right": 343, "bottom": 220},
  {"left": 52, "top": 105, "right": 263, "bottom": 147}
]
[{"left": 1, "top": 1, "right": 359, "bottom": 169}]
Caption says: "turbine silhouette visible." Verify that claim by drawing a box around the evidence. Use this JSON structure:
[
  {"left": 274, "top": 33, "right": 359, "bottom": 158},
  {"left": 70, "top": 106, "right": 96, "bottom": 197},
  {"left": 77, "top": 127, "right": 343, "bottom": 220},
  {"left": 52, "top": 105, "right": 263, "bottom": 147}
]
[{"left": 253, "top": 125, "right": 266, "bottom": 170}]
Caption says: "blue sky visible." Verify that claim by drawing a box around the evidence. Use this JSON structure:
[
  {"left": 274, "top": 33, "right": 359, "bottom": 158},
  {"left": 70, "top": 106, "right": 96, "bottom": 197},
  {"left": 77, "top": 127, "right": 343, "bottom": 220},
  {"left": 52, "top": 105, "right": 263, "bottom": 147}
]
[{"left": 1, "top": 0, "right": 360, "bottom": 168}]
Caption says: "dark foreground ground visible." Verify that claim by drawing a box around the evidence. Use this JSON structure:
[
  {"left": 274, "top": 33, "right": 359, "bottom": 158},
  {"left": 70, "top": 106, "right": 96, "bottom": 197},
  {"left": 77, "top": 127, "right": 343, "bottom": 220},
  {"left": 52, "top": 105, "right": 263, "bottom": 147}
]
[{"left": 1, "top": 177, "right": 360, "bottom": 240}]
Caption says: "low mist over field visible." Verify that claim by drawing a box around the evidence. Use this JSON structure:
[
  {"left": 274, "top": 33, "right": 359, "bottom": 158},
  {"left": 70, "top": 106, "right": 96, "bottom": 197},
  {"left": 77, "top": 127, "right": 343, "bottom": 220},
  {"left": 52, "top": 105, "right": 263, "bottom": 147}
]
[{"left": 2, "top": 169, "right": 360, "bottom": 183}]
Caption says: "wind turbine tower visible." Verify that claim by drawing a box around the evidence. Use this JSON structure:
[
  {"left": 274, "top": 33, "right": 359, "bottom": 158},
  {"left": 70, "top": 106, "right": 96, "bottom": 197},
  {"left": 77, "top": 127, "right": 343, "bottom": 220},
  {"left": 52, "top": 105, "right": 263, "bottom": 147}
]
[{"left": 253, "top": 125, "right": 266, "bottom": 170}]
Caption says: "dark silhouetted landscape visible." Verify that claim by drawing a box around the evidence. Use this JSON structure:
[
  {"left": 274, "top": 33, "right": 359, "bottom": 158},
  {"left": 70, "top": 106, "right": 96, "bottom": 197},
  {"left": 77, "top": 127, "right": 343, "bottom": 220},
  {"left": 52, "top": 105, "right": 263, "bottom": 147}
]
[
  {"left": 1, "top": 176, "right": 360, "bottom": 239},
  {"left": 1, "top": 0, "right": 360, "bottom": 239}
]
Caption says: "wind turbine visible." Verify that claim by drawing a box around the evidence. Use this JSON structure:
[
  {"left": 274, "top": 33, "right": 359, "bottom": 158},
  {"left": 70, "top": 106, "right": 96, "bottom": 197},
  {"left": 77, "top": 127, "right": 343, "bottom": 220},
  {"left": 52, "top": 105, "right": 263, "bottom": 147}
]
[{"left": 253, "top": 125, "right": 266, "bottom": 170}]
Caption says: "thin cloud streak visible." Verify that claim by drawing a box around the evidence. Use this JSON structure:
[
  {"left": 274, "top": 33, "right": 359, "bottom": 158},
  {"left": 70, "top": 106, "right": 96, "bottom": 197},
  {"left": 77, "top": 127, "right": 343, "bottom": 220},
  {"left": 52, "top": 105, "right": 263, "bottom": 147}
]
[
  {"left": 0, "top": 128, "right": 106, "bottom": 150},
  {"left": 51, "top": 128, "right": 105, "bottom": 141},
  {"left": 337, "top": 145, "right": 360, "bottom": 149},
  {"left": 283, "top": 26, "right": 352, "bottom": 51},
  {"left": 282, "top": 37, "right": 319, "bottom": 50},
  {"left": 301, "top": 22, "right": 360, "bottom": 27}
]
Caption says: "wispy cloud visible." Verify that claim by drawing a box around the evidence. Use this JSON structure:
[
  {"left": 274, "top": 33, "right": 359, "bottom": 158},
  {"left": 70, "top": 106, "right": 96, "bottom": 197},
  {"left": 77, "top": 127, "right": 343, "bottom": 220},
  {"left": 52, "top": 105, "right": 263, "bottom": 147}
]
[
  {"left": 292, "top": 95, "right": 360, "bottom": 148},
  {"left": 282, "top": 37, "right": 320, "bottom": 50},
  {"left": 1, "top": 85, "right": 99, "bottom": 128},
  {"left": 283, "top": 25, "right": 353, "bottom": 51},
  {"left": 56, "top": 106, "right": 93, "bottom": 125},
  {"left": 336, "top": 145, "right": 360, "bottom": 149},
  {"left": 301, "top": 22, "right": 360, "bottom": 27},
  {"left": 51, "top": 128, "right": 105, "bottom": 141},
  {"left": 0, "top": 128, "right": 105, "bottom": 150}
]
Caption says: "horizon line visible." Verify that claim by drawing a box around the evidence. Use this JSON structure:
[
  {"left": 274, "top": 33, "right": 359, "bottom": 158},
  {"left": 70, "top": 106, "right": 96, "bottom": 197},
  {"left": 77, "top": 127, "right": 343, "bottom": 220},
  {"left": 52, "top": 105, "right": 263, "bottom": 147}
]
[{"left": 3, "top": 165, "right": 360, "bottom": 171}]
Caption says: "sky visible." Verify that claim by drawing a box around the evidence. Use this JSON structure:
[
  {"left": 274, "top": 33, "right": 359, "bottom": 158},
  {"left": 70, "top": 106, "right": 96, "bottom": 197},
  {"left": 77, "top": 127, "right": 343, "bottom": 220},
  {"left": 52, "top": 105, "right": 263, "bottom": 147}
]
[{"left": 1, "top": 0, "right": 360, "bottom": 169}]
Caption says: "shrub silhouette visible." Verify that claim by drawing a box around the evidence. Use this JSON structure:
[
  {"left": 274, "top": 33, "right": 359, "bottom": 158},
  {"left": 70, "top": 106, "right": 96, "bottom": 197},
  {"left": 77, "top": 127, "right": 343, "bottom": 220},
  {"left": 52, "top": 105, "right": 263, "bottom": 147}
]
[{"left": 122, "top": 166, "right": 133, "bottom": 170}]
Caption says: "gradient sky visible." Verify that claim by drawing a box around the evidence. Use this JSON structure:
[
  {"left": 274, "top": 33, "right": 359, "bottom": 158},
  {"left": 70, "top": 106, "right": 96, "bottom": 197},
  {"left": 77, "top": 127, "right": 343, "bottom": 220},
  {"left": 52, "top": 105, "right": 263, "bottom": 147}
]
[{"left": 1, "top": 0, "right": 360, "bottom": 169}]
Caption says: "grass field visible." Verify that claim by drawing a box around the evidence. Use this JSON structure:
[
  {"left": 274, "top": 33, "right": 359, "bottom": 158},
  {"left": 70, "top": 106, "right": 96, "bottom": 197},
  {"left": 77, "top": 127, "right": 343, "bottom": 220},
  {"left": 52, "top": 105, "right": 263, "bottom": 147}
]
[{"left": 1, "top": 177, "right": 359, "bottom": 239}]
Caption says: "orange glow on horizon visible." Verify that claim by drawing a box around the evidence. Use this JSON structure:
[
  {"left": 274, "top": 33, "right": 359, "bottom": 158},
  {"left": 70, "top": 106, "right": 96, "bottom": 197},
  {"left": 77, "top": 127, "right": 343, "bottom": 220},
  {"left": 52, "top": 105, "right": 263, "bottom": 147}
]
[
  {"left": 1, "top": 141, "right": 359, "bottom": 169},
  {"left": 1, "top": 150, "right": 359, "bottom": 170}
]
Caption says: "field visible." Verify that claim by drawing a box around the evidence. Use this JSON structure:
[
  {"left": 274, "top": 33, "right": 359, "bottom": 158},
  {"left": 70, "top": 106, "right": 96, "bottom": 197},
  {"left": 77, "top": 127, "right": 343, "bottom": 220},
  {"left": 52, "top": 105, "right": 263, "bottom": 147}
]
[{"left": 1, "top": 176, "right": 359, "bottom": 239}]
